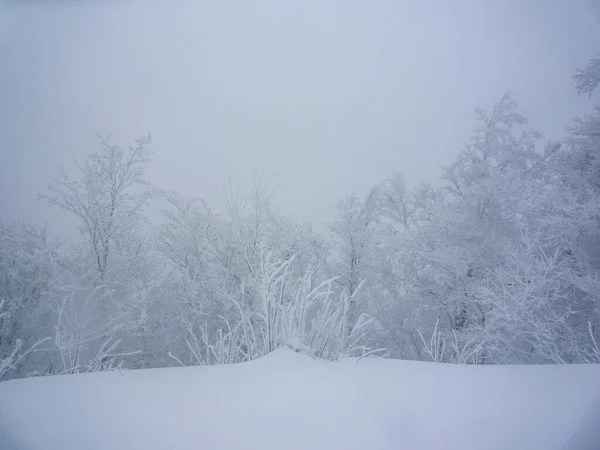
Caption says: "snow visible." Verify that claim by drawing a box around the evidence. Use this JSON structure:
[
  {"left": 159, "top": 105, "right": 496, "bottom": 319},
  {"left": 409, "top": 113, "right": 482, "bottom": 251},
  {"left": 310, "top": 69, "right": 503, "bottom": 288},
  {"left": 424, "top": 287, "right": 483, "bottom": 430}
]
[
  {"left": 0, "top": 350, "right": 599, "bottom": 450},
  {"left": 286, "top": 336, "right": 312, "bottom": 354}
]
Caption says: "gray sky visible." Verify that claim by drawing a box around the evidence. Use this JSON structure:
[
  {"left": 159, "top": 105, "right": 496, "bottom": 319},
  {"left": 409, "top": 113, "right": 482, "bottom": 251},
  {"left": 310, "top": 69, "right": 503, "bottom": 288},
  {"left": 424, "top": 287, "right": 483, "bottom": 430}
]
[{"left": 1, "top": 0, "right": 600, "bottom": 233}]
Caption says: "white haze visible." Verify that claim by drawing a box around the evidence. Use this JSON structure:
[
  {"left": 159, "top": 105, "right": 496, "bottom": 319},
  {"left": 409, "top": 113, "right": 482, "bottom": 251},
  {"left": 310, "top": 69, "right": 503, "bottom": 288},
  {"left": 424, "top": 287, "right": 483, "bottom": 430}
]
[
  {"left": 3, "top": 4, "right": 600, "bottom": 447},
  {"left": 1, "top": 0, "right": 599, "bottom": 233}
]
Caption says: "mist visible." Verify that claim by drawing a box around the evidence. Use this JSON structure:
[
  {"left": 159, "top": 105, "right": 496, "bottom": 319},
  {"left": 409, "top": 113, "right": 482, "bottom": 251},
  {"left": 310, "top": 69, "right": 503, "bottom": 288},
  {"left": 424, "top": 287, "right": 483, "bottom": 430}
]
[
  {"left": 3, "top": 3, "right": 600, "bottom": 449},
  {"left": 2, "top": 0, "right": 599, "bottom": 231}
]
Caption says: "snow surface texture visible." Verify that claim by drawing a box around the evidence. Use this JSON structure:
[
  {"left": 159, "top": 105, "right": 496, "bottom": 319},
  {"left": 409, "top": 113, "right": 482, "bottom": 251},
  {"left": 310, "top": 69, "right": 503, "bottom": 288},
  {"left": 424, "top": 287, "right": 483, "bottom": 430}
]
[{"left": 0, "top": 349, "right": 599, "bottom": 450}]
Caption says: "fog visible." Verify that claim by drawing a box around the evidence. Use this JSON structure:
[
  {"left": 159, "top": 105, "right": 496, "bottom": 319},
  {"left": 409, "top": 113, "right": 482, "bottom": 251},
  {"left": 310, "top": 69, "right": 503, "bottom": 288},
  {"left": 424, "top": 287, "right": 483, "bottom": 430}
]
[
  {"left": 3, "top": 5, "right": 600, "bottom": 443},
  {"left": 1, "top": 0, "right": 600, "bottom": 232}
]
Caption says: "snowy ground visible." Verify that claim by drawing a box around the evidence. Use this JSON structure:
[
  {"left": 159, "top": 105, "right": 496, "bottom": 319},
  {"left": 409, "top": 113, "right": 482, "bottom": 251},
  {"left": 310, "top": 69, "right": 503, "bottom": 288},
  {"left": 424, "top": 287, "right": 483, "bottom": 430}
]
[{"left": 1, "top": 349, "right": 599, "bottom": 450}]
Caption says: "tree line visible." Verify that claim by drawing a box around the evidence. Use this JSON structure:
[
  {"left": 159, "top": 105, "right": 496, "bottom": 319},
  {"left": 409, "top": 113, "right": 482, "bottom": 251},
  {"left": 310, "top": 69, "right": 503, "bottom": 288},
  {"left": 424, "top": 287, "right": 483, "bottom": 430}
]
[{"left": 1, "top": 53, "right": 600, "bottom": 380}]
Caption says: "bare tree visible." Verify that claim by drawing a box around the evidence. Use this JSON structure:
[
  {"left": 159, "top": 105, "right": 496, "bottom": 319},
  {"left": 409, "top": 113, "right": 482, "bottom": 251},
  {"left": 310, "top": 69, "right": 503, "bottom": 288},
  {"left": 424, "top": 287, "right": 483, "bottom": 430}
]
[
  {"left": 574, "top": 53, "right": 600, "bottom": 97},
  {"left": 40, "top": 135, "right": 153, "bottom": 285}
]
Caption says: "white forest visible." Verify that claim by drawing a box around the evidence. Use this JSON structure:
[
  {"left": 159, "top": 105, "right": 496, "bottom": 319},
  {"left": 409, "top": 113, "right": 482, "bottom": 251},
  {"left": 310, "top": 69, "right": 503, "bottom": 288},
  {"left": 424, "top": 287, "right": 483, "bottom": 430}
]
[
  {"left": 2, "top": 53, "right": 600, "bottom": 378},
  {"left": 2, "top": 22, "right": 600, "bottom": 448}
]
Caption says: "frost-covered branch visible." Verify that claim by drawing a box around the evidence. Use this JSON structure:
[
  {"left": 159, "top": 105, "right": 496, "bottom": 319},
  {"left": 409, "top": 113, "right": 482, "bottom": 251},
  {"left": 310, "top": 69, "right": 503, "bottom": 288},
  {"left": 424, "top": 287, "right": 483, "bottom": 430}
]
[
  {"left": 574, "top": 53, "right": 600, "bottom": 97},
  {"left": 418, "top": 320, "right": 446, "bottom": 362},
  {"left": 0, "top": 300, "right": 51, "bottom": 380}
]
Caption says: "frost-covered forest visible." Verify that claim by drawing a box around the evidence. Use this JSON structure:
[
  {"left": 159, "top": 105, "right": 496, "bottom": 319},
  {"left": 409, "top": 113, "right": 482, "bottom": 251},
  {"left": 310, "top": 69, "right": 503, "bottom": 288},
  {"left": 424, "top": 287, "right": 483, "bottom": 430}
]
[{"left": 2, "top": 54, "right": 600, "bottom": 381}]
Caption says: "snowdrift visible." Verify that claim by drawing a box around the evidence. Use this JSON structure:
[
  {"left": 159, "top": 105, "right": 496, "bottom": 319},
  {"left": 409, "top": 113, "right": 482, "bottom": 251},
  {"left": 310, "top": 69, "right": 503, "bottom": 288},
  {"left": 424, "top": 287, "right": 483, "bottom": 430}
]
[{"left": 1, "top": 349, "right": 599, "bottom": 450}]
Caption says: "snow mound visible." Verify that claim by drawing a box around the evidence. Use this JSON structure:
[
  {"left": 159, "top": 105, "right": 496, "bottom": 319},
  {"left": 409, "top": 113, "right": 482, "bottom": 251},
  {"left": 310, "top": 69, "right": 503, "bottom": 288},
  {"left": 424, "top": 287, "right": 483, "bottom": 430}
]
[{"left": 0, "top": 349, "right": 599, "bottom": 450}]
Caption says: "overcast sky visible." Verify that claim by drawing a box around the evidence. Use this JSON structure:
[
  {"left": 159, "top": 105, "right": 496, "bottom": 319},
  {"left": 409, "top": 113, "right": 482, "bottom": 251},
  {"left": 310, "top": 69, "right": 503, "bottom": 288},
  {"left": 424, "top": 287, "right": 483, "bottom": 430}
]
[{"left": 1, "top": 0, "right": 600, "bottom": 233}]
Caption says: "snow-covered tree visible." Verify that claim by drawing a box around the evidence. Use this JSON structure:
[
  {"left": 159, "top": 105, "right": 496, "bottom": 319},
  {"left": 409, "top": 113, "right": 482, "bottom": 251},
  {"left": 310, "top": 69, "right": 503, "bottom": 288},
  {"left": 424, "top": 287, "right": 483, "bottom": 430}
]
[
  {"left": 40, "top": 135, "right": 154, "bottom": 286},
  {"left": 157, "top": 176, "right": 339, "bottom": 365},
  {"left": 0, "top": 221, "right": 56, "bottom": 378},
  {"left": 328, "top": 192, "right": 382, "bottom": 340},
  {"left": 574, "top": 53, "right": 600, "bottom": 98},
  {"left": 38, "top": 135, "right": 158, "bottom": 373}
]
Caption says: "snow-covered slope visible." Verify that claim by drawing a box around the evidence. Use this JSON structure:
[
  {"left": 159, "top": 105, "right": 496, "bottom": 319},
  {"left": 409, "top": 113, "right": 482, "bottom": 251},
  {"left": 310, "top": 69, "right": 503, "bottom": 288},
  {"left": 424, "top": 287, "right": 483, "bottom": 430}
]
[{"left": 1, "top": 349, "right": 599, "bottom": 450}]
